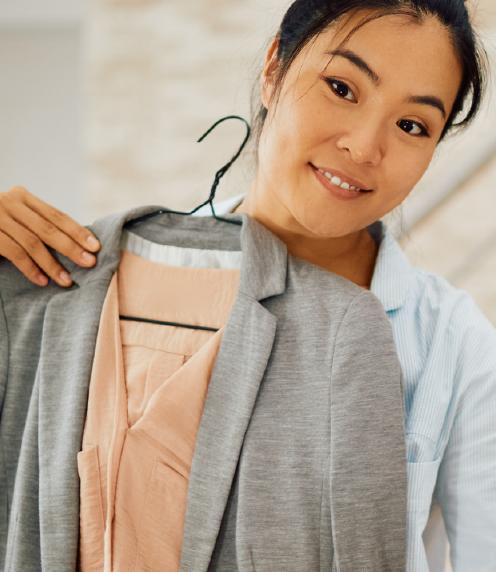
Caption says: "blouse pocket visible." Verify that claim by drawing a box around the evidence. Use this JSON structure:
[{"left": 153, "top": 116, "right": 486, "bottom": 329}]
[
  {"left": 77, "top": 445, "right": 105, "bottom": 570},
  {"left": 136, "top": 458, "right": 189, "bottom": 571}
]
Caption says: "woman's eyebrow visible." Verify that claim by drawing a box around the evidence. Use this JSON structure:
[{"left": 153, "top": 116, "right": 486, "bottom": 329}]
[{"left": 325, "top": 48, "right": 447, "bottom": 119}]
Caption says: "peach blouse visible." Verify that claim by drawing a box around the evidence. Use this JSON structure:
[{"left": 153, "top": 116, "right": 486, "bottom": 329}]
[{"left": 77, "top": 247, "right": 240, "bottom": 571}]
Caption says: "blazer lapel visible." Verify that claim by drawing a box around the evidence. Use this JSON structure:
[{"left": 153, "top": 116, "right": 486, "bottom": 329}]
[
  {"left": 38, "top": 279, "right": 113, "bottom": 569},
  {"left": 178, "top": 215, "right": 288, "bottom": 572}
]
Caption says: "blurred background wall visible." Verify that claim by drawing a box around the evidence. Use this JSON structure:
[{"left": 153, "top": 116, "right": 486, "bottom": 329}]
[
  {"left": 0, "top": 0, "right": 84, "bottom": 221},
  {"left": 0, "top": 1, "right": 495, "bottom": 569}
]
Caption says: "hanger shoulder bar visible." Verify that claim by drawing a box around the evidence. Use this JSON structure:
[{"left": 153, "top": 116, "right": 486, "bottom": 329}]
[{"left": 118, "top": 314, "right": 219, "bottom": 332}]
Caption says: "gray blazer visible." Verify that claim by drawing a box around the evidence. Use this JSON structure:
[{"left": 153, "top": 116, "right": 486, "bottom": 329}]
[{"left": 0, "top": 205, "right": 408, "bottom": 571}]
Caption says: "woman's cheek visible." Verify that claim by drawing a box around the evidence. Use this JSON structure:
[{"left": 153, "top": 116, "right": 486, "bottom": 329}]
[{"left": 378, "top": 186, "right": 413, "bottom": 218}]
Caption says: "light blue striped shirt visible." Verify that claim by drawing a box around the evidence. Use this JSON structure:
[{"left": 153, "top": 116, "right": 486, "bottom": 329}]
[{"left": 195, "top": 194, "right": 496, "bottom": 571}]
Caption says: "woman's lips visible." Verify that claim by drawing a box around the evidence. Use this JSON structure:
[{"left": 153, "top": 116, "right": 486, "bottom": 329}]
[
  {"left": 311, "top": 164, "right": 373, "bottom": 192},
  {"left": 310, "top": 164, "right": 372, "bottom": 201}
]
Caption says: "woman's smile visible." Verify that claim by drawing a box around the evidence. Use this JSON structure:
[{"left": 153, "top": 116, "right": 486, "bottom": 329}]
[{"left": 309, "top": 163, "right": 374, "bottom": 202}]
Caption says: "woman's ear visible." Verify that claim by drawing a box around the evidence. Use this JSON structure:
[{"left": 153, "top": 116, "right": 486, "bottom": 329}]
[{"left": 260, "top": 35, "right": 281, "bottom": 109}]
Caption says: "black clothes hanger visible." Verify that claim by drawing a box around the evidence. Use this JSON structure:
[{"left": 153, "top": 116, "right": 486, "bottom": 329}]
[
  {"left": 119, "top": 115, "right": 250, "bottom": 332},
  {"left": 123, "top": 115, "right": 250, "bottom": 229}
]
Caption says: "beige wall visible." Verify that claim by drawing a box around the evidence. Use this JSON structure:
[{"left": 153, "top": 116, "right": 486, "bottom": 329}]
[
  {"left": 83, "top": 0, "right": 289, "bottom": 219},
  {"left": 0, "top": 26, "right": 84, "bottom": 220}
]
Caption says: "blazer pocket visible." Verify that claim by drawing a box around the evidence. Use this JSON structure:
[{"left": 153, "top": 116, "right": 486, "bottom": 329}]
[
  {"left": 136, "top": 458, "right": 189, "bottom": 571},
  {"left": 406, "top": 457, "right": 442, "bottom": 515},
  {"left": 77, "top": 445, "right": 105, "bottom": 569}
]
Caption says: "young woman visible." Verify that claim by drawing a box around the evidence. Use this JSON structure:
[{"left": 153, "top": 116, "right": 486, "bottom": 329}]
[{"left": 0, "top": 0, "right": 495, "bottom": 569}]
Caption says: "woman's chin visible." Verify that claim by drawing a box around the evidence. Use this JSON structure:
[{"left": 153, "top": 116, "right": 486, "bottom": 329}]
[{"left": 294, "top": 213, "right": 355, "bottom": 239}]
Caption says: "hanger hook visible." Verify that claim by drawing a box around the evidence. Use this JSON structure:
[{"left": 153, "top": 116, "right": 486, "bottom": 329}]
[
  {"left": 123, "top": 115, "right": 250, "bottom": 230},
  {"left": 189, "top": 115, "right": 251, "bottom": 222}
]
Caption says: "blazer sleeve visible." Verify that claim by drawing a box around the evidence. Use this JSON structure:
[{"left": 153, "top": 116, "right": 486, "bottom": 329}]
[{"left": 435, "top": 294, "right": 496, "bottom": 569}]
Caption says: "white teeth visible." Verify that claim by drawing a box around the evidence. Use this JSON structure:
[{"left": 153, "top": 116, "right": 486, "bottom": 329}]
[{"left": 318, "top": 168, "right": 361, "bottom": 192}]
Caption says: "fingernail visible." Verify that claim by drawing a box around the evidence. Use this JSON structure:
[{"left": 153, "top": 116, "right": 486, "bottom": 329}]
[
  {"left": 81, "top": 251, "right": 96, "bottom": 264},
  {"left": 86, "top": 235, "right": 100, "bottom": 249},
  {"left": 37, "top": 274, "right": 48, "bottom": 286},
  {"left": 59, "top": 271, "right": 72, "bottom": 285}
]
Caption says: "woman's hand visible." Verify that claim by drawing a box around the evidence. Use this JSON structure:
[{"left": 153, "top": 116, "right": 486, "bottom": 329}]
[{"left": 0, "top": 186, "right": 101, "bottom": 288}]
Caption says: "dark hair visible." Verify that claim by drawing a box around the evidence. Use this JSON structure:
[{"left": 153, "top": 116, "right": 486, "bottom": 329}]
[{"left": 247, "top": 0, "right": 490, "bottom": 159}]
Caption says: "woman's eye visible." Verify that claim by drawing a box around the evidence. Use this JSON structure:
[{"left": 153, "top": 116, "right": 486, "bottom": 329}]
[
  {"left": 326, "top": 78, "right": 429, "bottom": 137},
  {"left": 397, "top": 119, "right": 429, "bottom": 138},
  {"left": 327, "top": 78, "right": 356, "bottom": 102}
]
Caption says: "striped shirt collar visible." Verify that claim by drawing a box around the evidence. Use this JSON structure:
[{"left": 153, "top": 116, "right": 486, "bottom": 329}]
[{"left": 368, "top": 221, "right": 415, "bottom": 313}]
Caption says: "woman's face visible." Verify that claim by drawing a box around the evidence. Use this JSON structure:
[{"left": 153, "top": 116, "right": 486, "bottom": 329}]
[{"left": 255, "top": 10, "right": 463, "bottom": 238}]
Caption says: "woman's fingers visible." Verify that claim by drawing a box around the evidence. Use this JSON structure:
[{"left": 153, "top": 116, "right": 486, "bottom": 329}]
[
  {"left": 7, "top": 201, "right": 98, "bottom": 269},
  {"left": 20, "top": 187, "right": 101, "bottom": 253},
  {"left": 0, "top": 213, "right": 74, "bottom": 287},
  {"left": 0, "top": 186, "right": 101, "bottom": 287}
]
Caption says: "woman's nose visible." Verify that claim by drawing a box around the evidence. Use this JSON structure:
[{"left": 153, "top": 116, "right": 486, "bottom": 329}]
[{"left": 337, "top": 123, "right": 384, "bottom": 167}]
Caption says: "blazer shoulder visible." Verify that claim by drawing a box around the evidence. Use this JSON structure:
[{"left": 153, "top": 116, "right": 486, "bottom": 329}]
[{"left": 288, "top": 255, "right": 386, "bottom": 314}]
